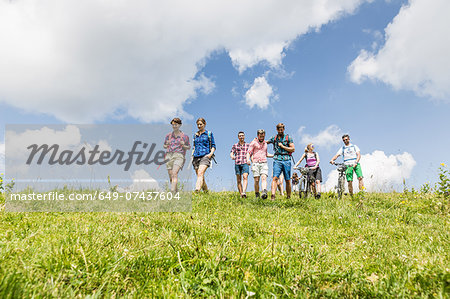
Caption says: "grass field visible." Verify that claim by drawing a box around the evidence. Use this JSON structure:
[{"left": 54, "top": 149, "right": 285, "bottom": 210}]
[{"left": 0, "top": 191, "right": 449, "bottom": 297}]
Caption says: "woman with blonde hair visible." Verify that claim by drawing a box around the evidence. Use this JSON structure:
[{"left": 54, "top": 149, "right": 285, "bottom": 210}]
[{"left": 294, "top": 143, "right": 322, "bottom": 198}]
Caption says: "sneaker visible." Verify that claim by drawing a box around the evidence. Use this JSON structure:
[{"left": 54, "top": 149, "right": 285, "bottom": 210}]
[
  {"left": 316, "top": 192, "right": 321, "bottom": 199},
  {"left": 255, "top": 192, "right": 260, "bottom": 199},
  {"left": 271, "top": 194, "right": 275, "bottom": 200},
  {"left": 261, "top": 189, "right": 268, "bottom": 199},
  {"left": 242, "top": 193, "right": 247, "bottom": 198}
]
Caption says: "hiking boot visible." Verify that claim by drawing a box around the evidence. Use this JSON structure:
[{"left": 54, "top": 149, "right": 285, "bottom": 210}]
[
  {"left": 261, "top": 190, "right": 268, "bottom": 199},
  {"left": 255, "top": 192, "right": 260, "bottom": 199}
]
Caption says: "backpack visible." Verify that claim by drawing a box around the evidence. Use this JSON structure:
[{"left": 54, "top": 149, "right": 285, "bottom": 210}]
[{"left": 275, "top": 134, "right": 295, "bottom": 163}]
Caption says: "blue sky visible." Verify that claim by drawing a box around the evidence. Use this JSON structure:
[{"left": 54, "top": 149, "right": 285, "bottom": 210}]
[{"left": 1, "top": 0, "right": 449, "bottom": 191}]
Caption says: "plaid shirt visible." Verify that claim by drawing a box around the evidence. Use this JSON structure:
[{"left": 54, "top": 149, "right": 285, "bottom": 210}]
[
  {"left": 268, "top": 134, "right": 294, "bottom": 161},
  {"left": 164, "top": 131, "right": 189, "bottom": 155},
  {"left": 231, "top": 142, "right": 250, "bottom": 165},
  {"left": 193, "top": 130, "right": 216, "bottom": 158}
]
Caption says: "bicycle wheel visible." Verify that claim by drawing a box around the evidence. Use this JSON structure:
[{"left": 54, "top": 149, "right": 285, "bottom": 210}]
[
  {"left": 338, "top": 176, "right": 346, "bottom": 199},
  {"left": 299, "top": 178, "right": 307, "bottom": 198}
]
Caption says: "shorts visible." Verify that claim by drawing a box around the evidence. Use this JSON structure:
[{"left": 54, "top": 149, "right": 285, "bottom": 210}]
[
  {"left": 307, "top": 167, "right": 322, "bottom": 182},
  {"left": 273, "top": 160, "right": 291, "bottom": 180},
  {"left": 192, "top": 155, "right": 211, "bottom": 170},
  {"left": 251, "top": 162, "right": 269, "bottom": 177},
  {"left": 345, "top": 163, "right": 363, "bottom": 181},
  {"left": 165, "top": 152, "right": 185, "bottom": 170},
  {"left": 235, "top": 164, "right": 249, "bottom": 175}
]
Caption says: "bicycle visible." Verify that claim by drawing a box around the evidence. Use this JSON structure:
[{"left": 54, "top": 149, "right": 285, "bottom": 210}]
[
  {"left": 332, "top": 163, "right": 347, "bottom": 199},
  {"left": 294, "top": 166, "right": 315, "bottom": 198}
]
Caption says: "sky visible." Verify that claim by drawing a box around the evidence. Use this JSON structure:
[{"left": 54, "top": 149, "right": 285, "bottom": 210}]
[{"left": 1, "top": 0, "right": 449, "bottom": 192}]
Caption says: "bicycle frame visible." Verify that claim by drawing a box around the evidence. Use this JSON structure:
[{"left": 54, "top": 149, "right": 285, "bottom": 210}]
[
  {"left": 333, "top": 163, "right": 347, "bottom": 199},
  {"left": 296, "top": 167, "right": 315, "bottom": 198}
]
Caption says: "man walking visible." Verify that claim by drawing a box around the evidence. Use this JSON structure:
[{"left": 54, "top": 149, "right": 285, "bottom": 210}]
[
  {"left": 267, "top": 123, "right": 295, "bottom": 200},
  {"left": 230, "top": 131, "right": 250, "bottom": 198},
  {"left": 246, "top": 129, "right": 273, "bottom": 199},
  {"left": 330, "top": 134, "right": 365, "bottom": 196}
]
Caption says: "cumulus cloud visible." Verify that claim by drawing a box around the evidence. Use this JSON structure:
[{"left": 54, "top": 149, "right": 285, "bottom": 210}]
[
  {"left": 127, "top": 169, "right": 160, "bottom": 192},
  {"left": 324, "top": 150, "right": 416, "bottom": 192},
  {"left": 349, "top": 0, "right": 450, "bottom": 100},
  {"left": 0, "top": 0, "right": 370, "bottom": 122},
  {"left": 6, "top": 125, "right": 82, "bottom": 158},
  {"left": 298, "top": 125, "right": 342, "bottom": 149},
  {"left": 244, "top": 76, "right": 276, "bottom": 109}
]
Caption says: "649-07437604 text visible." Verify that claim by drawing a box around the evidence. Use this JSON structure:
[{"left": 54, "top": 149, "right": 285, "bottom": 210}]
[{"left": 8, "top": 191, "right": 181, "bottom": 201}]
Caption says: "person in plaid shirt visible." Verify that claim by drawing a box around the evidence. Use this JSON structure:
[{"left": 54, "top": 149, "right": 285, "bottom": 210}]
[
  {"left": 267, "top": 123, "right": 295, "bottom": 200},
  {"left": 163, "top": 118, "right": 190, "bottom": 192},
  {"left": 230, "top": 131, "right": 250, "bottom": 198}
]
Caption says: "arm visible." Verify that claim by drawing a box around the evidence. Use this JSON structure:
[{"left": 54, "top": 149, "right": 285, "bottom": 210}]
[
  {"left": 313, "top": 153, "right": 320, "bottom": 169},
  {"left": 355, "top": 151, "right": 361, "bottom": 167},
  {"left": 180, "top": 135, "right": 190, "bottom": 150},
  {"left": 207, "top": 132, "right": 216, "bottom": 159},
  {"left": 330, "top": 153, "right": 340, "bottom": 164},
  {"left": 278, "top": 142, "right": 295, "bottom": 153},
  {"left": 294, "top": 153, "right": 305, "bottom": 168},
  {"left": 230, "top": 147, "right": 236, "bottom": 160},
  {"left": 163, "top": 135, "right": 169, "bottom": 149}
]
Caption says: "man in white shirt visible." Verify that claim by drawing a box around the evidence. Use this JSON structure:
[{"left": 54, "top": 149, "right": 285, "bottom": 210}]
[{"left": 330, "top": 134, "right": 365, "bottom": 195}]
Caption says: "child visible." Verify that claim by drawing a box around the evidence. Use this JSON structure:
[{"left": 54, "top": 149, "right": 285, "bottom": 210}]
[{"left": 291, "top": 172, "right": 299, "bottom": 193}]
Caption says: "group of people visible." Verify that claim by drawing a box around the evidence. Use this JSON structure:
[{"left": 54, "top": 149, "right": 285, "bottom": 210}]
[{"left": 163, "top": 117, "right": 365, "bottom": 198}]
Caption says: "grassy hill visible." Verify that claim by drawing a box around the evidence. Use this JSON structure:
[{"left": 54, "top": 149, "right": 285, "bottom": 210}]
[{"left": 0, "top": 191, "right": 448, "bottom": 297}]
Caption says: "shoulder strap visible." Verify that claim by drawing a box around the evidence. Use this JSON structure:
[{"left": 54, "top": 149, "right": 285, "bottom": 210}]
[{"left": 207, "top": 131, "right": 212, "bottom": 150}]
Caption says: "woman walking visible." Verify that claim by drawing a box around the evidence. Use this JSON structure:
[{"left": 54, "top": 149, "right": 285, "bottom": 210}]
[
  {"left": 192, "top": 118, "right": 216, "bottom": 192},
  {"left": 163, "top": 118, "right": 190, "bottom": 192},
  {"left": 294, "top": 143, "right": 322, "bottom": 198}
]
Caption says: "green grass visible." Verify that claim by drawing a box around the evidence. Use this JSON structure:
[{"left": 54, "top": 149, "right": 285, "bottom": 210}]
[{"left": 0, "top": 191, "right": 449, "bottom": 297}]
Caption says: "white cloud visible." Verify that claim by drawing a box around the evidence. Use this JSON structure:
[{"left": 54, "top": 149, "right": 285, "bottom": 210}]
[
  {"left": 324, "top": 150, "right": 416, "bottom": 192},
  {"left": 349, "top": 0, "right": 450, "bottom": 100},
  {"left": 0, "top": 0, "right": 370, "bottom": 122},
  {"left": 244, "top": 76, "right": 276, "bottom": 109},
  {"left": 6, "top": 125, "right": 82, "bottom": 158},
  {"left": 298, "top": 125, "right": 342, "bottom": 149},
  {"left": 120, "top": 169, "right": 160, "bottom": 192}
]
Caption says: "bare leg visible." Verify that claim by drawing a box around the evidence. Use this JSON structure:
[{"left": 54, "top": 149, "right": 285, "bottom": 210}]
[
  {"left": 316, "top": 180, "right": 321, "bottom": 193},
  {"left": 348, "top": 181, "right": 354, "bottom": 196},
  {"left": 278, "top": 180, "right": 284, "bottom": 196},
  {"left": 236, "top": 174, "right": 243, "bottom": 195},
  {"left": 167, "top": 170, "right": 172, "bottom": 184},
  {"left": 242, "top": 173, "right": 248, "bottom": 194},
  {"left": 285, "top": 180, "right": 291, "bottom": 198},
  {"left": 271, "top": 176, "right": 279, "bottom": 197},
  {"left": 170, "top": 165, "right": 181, "bottom": 192},
  {"left": 254, "top": 176, "right": 260, "bottom": 194},
  {"left": 261, "top": 174, "right": 267, "bottom": 190},
  {"left": 195, "top": 165, "right": 209, "bottom": 191},
  {"left": 358, "top": 177, "right": 364, "bottom": 191}
]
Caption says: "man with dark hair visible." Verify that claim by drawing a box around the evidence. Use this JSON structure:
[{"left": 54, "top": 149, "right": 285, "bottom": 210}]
[
  {"left": 330, "top": 134, "right": 365, "bottom": 196},
  {"left": 230, "top": 131, "right": 250, "bottom": 198},
  {"left": 267, "top": 123, "right": 295, "bottom": 200}
]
